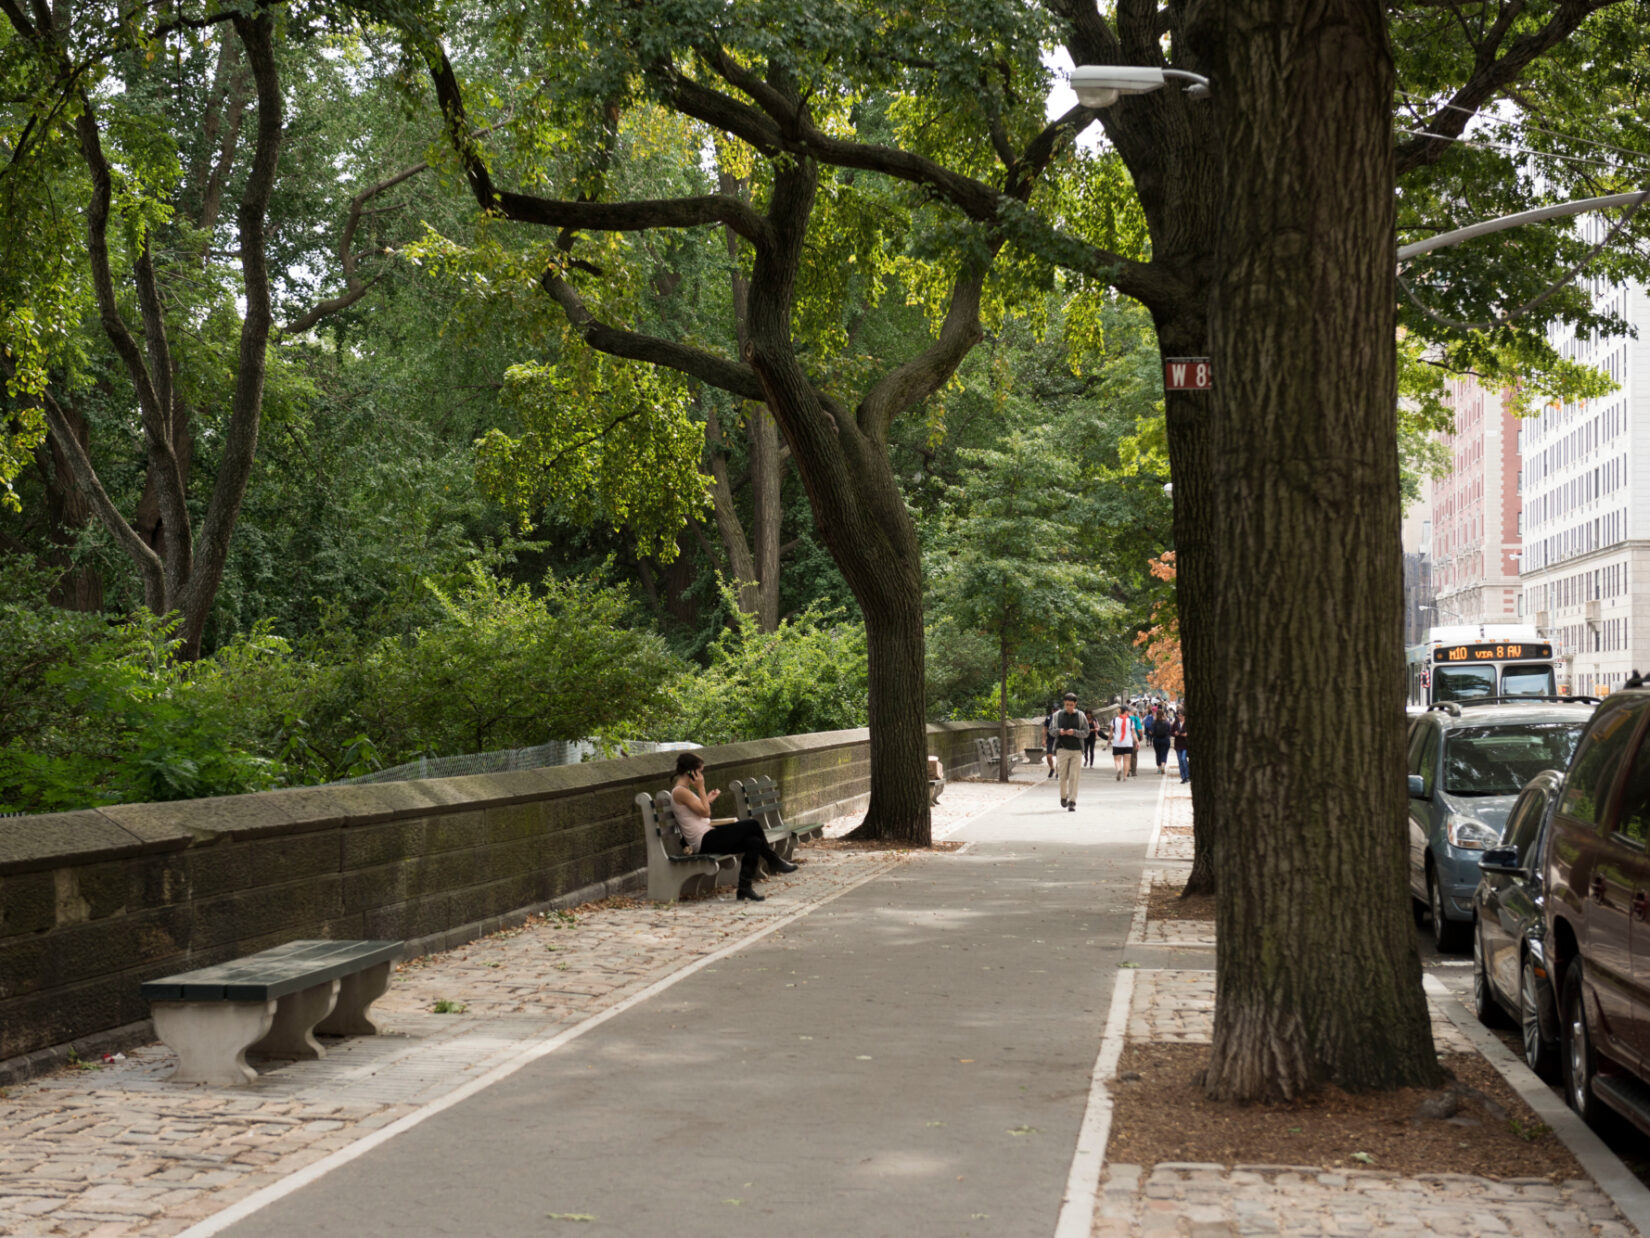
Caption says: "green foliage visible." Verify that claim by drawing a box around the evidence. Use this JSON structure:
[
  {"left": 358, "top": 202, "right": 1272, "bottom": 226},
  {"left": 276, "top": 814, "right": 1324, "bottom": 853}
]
[
  {"left": 927, "top": 423, "right": 1116, "bottom": 720},
  {"left": 477, "top": 357, "right": 712, "bottom": 561},
  {"left": 0, "top": 558, "right": 284, "bottom": 812},
  {"left": 351, "top": 565, "right": 683, "bottom": 757},
  {"left": 666, "top": 584, "right": 869, "bottom": 745}
]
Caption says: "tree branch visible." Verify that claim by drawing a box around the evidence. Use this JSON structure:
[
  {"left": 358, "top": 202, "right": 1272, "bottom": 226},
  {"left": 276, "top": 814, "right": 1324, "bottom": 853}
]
[
  {"left": 1394, "top": 0, "right": 1612, "bottom": 177},
  {"left": 426, "top": 47, "right": 772, "bottom": 245},
  {"left": 538, "top": 269, "right": 767, "bottom": 403},
  {"left": 40, "top": 391, "right": 165, "bottom": 606},
  {"left": 281, "top": 160, "right": 428, "bottom": 334},
  {"left": 857, "top": 256, "right": 991, "bottom": 443},
  {"left": 176, "top": 10, "right": 283, "bottom": 645}
]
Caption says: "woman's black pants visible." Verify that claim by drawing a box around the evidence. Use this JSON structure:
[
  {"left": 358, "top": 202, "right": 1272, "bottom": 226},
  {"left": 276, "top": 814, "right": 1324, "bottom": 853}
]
[{"left": 699, "top": 818, "right": 779, "bottom": 886}]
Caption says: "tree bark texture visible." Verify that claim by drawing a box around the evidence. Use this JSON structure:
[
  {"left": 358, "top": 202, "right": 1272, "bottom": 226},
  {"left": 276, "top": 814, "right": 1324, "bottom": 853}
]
[
  {"left": 1156, "top": 311, "right": 1219, "bottom": 899},
  {"left": 15, "top": 11, "right": 284, "bottom": 659},
  {"left": 740, "top": 159, "right": 935, "bottom": 844},
  {"left": 998, "top": 636, "right": 1013, "bottom": 782},
  {"left": 37, "top": 402, "right": 103, "bottom": 612},
  {"left": 1186, "top": 0, "right": 1437, "bottom": 1100}
]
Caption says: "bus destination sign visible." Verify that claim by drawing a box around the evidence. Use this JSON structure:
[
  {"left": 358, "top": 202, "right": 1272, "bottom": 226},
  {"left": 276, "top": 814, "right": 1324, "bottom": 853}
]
[{"left": 1433, "top": 641, "right": 1552, "bottom": 663}]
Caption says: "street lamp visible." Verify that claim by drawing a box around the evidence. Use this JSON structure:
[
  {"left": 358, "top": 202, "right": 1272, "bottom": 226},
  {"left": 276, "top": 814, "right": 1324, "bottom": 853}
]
[
  {"left": 1070, "top": 65, "right": 1212, "bottom": 108},
  {"left": 1420, "top": 602, "right": 1468, "bottom": 625}
]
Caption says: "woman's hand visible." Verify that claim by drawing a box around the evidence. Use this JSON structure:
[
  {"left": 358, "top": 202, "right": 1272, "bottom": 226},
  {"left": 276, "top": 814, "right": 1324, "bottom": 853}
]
[{"left": 707, "top": 787, "right": 721, "bottom": 803}]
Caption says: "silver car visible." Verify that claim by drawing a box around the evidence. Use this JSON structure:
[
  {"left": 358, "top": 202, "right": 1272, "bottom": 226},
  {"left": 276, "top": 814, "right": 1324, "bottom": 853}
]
[{"left": 1407, "top": 699, "right": 1595, "bottom": 951}]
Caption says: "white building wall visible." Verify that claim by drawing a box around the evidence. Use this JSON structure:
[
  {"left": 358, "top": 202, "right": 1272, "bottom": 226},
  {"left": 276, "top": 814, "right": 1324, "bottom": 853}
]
[{"left": 1520, "top": 276, "right": 1650, "bottom": 695}]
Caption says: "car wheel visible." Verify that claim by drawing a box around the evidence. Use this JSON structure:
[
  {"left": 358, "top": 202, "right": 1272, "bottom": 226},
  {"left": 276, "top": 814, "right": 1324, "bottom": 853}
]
[
  {"left": 1412, "top": 896, "right": 1428, "bottom": 929},
  {"left": 1561, "top": 962, "right": 1604, "bottom": 1127},
  {"left": 1429, "top": 865, "right": 1469, "bottom": 952},
  {"left": 1472, "top": 924, "right": 1508, "bottom": 1028},
  {"left": 1521, "top": 952, "right": 1560, "bottom": 1081}
]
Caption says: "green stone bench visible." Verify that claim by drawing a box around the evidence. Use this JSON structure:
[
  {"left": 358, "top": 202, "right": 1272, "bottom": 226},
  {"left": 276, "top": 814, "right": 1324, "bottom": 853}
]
[{"left": 141, "top": 939, "right": 402, "bottom": 1086}]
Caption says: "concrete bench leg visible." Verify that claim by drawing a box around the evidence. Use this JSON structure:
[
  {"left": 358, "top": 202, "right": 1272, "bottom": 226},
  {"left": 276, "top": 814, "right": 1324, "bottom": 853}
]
[
  {"left": 316, "top": 962, "right": 392, "bottom": 1036},
  {"left": 151, "top": 1000, "right": 276, "bottom": 1087},
  {"left": 251, "top": 979, "right": 339, "bottom": 1059}
]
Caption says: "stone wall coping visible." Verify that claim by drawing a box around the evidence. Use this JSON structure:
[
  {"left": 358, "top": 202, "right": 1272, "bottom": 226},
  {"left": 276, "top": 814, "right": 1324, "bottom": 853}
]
[{"left": 0, "top": 719, "right": 1033, "bottom": 876}]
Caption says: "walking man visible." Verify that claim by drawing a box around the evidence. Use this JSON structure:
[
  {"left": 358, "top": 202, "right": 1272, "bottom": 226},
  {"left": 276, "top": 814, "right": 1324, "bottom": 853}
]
[
  {"left": 1053, "top": 692, "right": 1086, "bottom": 811},
  {"left": 1043, "top": 704, "right": 1058, "bottom": 779}
]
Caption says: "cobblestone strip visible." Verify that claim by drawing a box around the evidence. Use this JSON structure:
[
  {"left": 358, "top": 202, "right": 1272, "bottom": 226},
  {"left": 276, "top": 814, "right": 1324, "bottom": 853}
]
[
  {"left": 1127, "top": 871, "right": 1210, "bottom": 950},
  {"left": 1149, "top": 784, "right": 1194, "bottom": 862},
  {"left": 1130, "top": 869, "right": 1215, "bottom": 950},
  {"left": 1095, "top": 1163, "right": 1632, "bottom": 1238},
  {"left": 1, "top": 793, "right": 1037, "bottom": 1238}
]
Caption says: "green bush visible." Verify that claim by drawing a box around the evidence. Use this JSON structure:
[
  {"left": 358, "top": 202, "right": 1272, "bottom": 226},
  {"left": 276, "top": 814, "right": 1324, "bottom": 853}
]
[
  {"left": 349, "top": 565, "right": 685, "bottom": 760},
  {"left": 0, "top": 558, "right": 285, "bottom": 812},
  {"left": 667, "top": 592, "right": 869, "bottom": 745}
]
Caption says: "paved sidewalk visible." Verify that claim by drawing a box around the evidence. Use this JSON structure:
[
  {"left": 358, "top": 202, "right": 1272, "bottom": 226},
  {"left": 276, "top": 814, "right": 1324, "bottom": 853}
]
[
  {"left": 7, "top": 767, "right": 1635, "bottom": 1238},
  {"left": 1097, "top": 778, "right": 1644, "bottom": 1238},
  {"left": 0, "top": 776, "right": 1090, "bottom": 1238}
]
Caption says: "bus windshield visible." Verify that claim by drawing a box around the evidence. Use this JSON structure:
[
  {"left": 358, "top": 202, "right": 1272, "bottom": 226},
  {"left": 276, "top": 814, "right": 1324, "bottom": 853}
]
[
  {"left": 1434, "top": 665, "right": 1497, "bottom": 702},
  {"left": 1501, "top": 664, "right": 1557, "bottom": 697}
]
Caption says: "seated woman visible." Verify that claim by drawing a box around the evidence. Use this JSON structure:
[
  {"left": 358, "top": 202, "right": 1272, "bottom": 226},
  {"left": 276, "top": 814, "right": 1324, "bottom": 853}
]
[{"left": 671, "top": 752, "right": 797, "bottom": 902}]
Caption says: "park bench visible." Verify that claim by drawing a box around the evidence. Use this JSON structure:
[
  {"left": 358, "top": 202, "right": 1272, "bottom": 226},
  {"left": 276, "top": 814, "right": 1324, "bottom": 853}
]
[
  {"left": 637, "top": 789, "right": 741, "bottom": 902},
  {"left": 974, "top": 735, "right": 1025, "bottom": 776},
  {"left": 731, "top": 775, "right": 826, "bottom": 860},
  {"left": 141, "top": 939, "right": 402, "bottom": 1087}
]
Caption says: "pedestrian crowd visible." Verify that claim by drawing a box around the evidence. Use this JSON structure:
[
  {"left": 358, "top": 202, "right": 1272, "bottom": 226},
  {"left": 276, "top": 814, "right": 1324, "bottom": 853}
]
[{"left": 1040, "top": 694, "right": 1188, "bottom": 808}]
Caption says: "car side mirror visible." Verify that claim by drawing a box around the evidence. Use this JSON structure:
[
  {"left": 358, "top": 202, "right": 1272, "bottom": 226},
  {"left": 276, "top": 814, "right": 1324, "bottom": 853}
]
[
  {"left": 1407, "top": 774, "right": 1427, "bottom": 798},
  {"left": 1477, "top": 846, "right": 1527, "bottom": 878}
]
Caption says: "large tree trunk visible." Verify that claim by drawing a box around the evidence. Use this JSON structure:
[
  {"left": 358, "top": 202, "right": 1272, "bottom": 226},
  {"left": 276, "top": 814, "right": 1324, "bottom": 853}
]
[
  {"left": 998, "top": 635, "right": 1012, "bottom": 782},
  {"left": 1155, "top": 310, "right": 1219, "bottom": 897},
  {"left": 1190, "top": 0, "right": 1438, "bottom": 1101},
  {"left": 747, "top": 403, "right": 783, "bottom": 631},
  {"left": 38, "top": 403, "right": 103, "bottom": 612}
]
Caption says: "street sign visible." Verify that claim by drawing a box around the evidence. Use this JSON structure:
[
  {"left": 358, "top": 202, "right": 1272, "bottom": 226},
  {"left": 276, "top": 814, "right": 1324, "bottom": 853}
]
[{"left": 1164, "top": 357, "right": 1212, "bottom": 391}]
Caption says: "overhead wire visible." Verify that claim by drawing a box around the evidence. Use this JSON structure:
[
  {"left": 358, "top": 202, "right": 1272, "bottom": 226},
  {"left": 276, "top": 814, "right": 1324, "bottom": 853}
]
[
  {"left": 1394, "top": 89, "right": 1650, "bottom": 171},
  {"left": 1393, "top": 127, "right": 1644, "bottom": 174}
]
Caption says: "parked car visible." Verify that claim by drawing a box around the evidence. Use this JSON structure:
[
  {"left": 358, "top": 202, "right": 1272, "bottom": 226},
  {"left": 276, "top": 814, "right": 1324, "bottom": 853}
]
[
  {"left": 1544, "top": 683, "right": 1650, "bottom": 1132},
  {"left": 1407, "top": 699, "right": 1594, "bottom": 952},
  {"left": 1471, "top": 768, "right": 1564, "bottom": 1078}
]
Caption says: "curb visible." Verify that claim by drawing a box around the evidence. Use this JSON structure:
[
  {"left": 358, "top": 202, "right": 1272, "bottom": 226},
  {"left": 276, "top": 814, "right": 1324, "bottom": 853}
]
[
  {"left": 1424, "top": 972, "right": 1650, "bottom": 1235},
  {"left": 1053, "top": 964, "right": 1136, "bottom": 1238}
]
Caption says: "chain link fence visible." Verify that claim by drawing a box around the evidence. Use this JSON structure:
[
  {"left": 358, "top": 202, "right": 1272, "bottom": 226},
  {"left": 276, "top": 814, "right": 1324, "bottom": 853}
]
[{"left": 334, "top": 738, "right": 699, "bottom": 785}]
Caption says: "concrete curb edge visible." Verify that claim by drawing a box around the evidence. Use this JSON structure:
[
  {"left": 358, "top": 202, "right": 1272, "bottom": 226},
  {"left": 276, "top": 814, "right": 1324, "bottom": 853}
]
[
  {"left": 1423, "top": 972, "right": 1650, "bottom": 1236},
  {"left": 1053, "top": 965, "right": 1136, "bottom": 1238}
]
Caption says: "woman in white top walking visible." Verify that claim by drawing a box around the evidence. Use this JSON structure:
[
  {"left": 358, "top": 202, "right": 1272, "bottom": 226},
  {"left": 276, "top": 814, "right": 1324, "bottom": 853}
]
[
  {"left": 1109, "top": 706, "right": 1136, "bottom": 781},
  {"left": 671, "top": 752, "right": 797, "bottom": 902}
]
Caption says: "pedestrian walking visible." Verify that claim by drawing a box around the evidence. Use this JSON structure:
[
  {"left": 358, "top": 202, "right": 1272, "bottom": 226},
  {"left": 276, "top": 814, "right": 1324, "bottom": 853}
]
[
  {"left": 1052, "top": 692, "right": 1086, "bottom": 811},
  {"left": 1150, "top": 705, "right": 1173, "bottom": 775},
  {"left": 1109, "top": 705, "right": 1136, "bottom": 781},
  {"left": 1083, "top": 709, "right": 1098, "bottom": 766},
  {"left": 1128, "top": 708, "right": 1143, "bottom": 777},
  {"left": 1171, "top": 711, "right": 1189, "bottom": 783},
  {"left": 1043, "top": 704, "right": 1058, "bottom": 779}
]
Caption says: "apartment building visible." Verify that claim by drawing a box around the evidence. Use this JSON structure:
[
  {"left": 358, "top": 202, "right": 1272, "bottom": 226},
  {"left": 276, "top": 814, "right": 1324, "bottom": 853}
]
[
  {"left": 1520, "top": 278, "right": 1650, "bottom": 694},
  {"left": 1420, "top": 373, "right": 1524, "bottom": 628}
]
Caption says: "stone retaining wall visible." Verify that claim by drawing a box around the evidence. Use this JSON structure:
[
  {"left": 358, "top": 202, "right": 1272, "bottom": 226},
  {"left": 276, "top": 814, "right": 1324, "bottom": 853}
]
[{"left": 0, "top": 718, "right": 1038, "bottom": 1073}]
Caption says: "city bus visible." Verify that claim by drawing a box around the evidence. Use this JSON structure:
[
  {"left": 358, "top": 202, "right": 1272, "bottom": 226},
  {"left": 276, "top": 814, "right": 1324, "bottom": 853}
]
[{"left": 1404, "top": 624, "right": 1561, "bottom": 708}]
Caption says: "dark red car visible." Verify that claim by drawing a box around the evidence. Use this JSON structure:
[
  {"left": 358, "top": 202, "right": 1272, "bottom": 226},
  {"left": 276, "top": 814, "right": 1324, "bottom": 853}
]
[{"left": 1544, "top": 685, "right": 1650, "bottom": 1132}]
